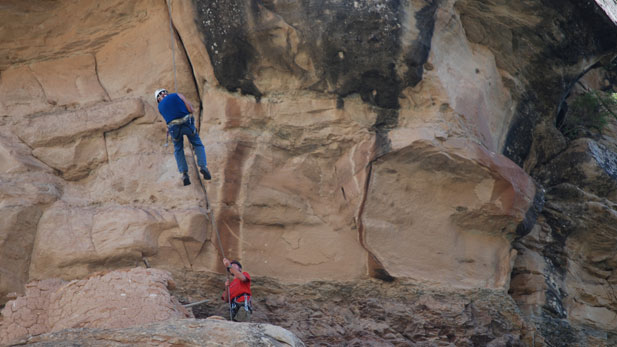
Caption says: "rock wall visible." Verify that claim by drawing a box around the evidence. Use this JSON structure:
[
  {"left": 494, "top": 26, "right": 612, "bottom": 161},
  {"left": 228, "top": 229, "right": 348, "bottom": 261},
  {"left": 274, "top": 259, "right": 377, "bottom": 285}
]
[
  {"left": 509, "top": 66, "right": 617, "bottom": 344},
  {"left": 2, "top": 0, "right": 617, "bottom": 345},
  {"left": 1, "top": 0, "right": 543, "bottom": 292},
  {"left": 194, "top": 0, "right": 540, "bottom": 285},
  {"left": 0, "top": 0, "right": 208, "bottom": 300},
  {"left": 0, "top": 268, "right": 191, "bottom": 345}
]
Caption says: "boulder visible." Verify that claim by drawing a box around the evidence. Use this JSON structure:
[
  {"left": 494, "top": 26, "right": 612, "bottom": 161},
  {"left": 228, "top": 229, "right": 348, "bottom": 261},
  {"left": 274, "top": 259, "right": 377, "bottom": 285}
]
[
  {"left": 17, "top": 319, "right": 304, "bottom": 347},
  {"left": 29, "top": 202, "right": 176, "bottom": 280},
  {"left": 0, "top": 268, "right": 192, "bottom": 345},
  {"left": 32, "top": 135, "right": 108, "bottom": 181},
  {"left": 363, "top": 139, "right": 535, "bottom": 288}
]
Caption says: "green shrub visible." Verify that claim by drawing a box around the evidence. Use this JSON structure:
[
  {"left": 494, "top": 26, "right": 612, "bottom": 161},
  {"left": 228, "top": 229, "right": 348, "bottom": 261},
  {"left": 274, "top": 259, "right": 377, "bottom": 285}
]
[{"left": 561, "top": 90, "right": 617, "bottom": 139}]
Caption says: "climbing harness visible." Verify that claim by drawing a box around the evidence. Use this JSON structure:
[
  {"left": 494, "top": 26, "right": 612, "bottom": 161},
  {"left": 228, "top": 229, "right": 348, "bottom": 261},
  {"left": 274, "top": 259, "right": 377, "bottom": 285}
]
[
  {"left": 168, "top": 114, "right": 192, "bottom": 125},
  {"left": 165, "top": 0, "right": 233, "bottom": 321}
]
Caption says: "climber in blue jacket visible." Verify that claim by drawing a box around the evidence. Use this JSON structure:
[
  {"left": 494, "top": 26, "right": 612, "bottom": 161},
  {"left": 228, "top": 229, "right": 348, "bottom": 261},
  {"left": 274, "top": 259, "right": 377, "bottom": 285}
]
[{"left": 155, "top": 88, "right": 211, "bottom": 186}]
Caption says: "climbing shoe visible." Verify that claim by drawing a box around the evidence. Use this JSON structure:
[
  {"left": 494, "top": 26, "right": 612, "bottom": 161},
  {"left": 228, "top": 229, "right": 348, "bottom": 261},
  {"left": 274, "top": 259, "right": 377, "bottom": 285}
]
[
  {"left": 200, "top": 167, "right": 212, "bottom": 180},
  {"left": 182, "top": 172, "right": 191, "bottom": 186}
]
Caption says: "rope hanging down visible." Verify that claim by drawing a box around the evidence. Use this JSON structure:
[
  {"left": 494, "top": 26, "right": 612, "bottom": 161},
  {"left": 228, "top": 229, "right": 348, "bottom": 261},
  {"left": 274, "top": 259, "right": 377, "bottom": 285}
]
[
  {"left": 165, "top": 0, "right": 232, "bottom": 321},
  {"left": 167, "top": 0, "right": 177, "bottom": 93}
]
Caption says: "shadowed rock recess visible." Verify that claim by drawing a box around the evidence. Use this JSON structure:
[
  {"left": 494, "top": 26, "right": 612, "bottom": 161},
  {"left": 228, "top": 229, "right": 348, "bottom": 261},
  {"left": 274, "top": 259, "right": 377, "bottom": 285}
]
[{"left": 2, "top": 0, "right": 617, "bottom": 345}]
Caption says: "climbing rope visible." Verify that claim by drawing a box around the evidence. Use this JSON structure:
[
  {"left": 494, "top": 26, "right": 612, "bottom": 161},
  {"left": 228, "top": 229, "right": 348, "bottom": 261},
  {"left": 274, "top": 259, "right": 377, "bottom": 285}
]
[
  {"left": 165, "top": 0, "right": 232, "bottom": 321},
  {"left": 167, "top": 0, "right": 177, "bottom": 93}
]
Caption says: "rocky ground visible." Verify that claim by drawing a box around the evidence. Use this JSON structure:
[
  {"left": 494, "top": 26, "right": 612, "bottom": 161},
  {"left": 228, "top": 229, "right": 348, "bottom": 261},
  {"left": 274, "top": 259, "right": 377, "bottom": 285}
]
[{"left": 171, "top": 270, "right": 538, "bottom": 346}]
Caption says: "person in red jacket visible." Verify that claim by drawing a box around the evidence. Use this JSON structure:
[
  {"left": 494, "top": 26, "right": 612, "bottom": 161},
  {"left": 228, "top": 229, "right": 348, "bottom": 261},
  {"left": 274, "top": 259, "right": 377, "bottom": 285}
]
[{"left": 221, "top": 258, "right": 252, "bottom": 322}]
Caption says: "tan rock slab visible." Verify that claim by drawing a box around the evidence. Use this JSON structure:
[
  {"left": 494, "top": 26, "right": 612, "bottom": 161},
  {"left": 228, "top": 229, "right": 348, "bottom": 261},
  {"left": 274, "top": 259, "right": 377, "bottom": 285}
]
[
  {"left": 18, "top": 318, "right": 304, "bottom": 346},
  {"left": 0, "top": 65, "right": 51, "bottom": 118},
  {"left": 29, "top": 202, "right": 177, "bottom": 280},
  {"left": 0, "top": 130, "right": 51, "bottom": 174},
  {"left": 16, "top": 98, "right": 144, "bottom": 148},
  {"left": 28, "top": 54, "right": 109, "bottom": 107},
  {"left": 0, "top": 268, "right": 191, "bottom": 345},
  {"left": 32, "top": 134, "right": 107, "bottom": 180},
  {"left": 362, "top": 139, "right": 535, "bottom": 289}
]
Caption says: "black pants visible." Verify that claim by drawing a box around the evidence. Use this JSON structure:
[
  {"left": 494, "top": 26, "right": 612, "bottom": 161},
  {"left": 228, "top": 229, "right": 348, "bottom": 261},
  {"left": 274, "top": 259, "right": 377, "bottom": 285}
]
[{"left": 231, "top": 296, "right": 252, "bottom": 322}]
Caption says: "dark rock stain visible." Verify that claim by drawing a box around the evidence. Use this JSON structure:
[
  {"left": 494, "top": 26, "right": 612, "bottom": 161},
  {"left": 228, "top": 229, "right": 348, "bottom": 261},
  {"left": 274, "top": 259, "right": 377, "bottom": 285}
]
[
  {"left": 216, "top": 141, "right": 253, "bottom": 270},
  {"left": 192, "top": 0, "right": 439, "bottom": 111},
  {"left": 514, "top": 183, "right": 545, "bottom": 239},
  {"left": 192, "top": 0, "right": 262, "bottom": 100},
  {"left": 500, "top": 0, "right": 617, "bottom": 167}
]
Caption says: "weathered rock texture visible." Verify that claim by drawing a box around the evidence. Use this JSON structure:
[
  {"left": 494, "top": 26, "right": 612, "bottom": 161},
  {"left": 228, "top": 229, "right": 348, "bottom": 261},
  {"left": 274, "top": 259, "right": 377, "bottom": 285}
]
[
  {"left": 1, "top": 0, "right": 547, "bottom": 293},
  {"left": 0, "top": 0, "right": 208, "bottom": 304},
  {"left": 510, "top": 126, "right": 617, "bottom": 343},
  {"left": 14, "top": 318, "right": 304, "bottom": 347},
  {"left": 2, "top": 0, "right": 617, "bottom": 345},
  {"left": 172, "top": 270, "right": 542, "bottom": 346},
  {"left": 195, "top": 0, "right": 541, "bottom": 285},
  {"left": 0, "top": 268, "right": 191, "bottom": 345}
]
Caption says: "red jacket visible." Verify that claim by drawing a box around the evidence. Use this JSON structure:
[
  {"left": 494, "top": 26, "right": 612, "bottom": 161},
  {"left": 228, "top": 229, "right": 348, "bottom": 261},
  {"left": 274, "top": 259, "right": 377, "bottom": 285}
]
[{"left": 222, "top": 272, "right": 251, "bottom": 302}]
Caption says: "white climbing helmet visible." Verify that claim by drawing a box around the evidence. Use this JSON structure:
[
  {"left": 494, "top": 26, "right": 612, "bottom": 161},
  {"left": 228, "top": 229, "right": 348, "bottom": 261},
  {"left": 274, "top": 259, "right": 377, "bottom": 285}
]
[{"left": 154, "top": 88, "right": 168, "bottom": 102}]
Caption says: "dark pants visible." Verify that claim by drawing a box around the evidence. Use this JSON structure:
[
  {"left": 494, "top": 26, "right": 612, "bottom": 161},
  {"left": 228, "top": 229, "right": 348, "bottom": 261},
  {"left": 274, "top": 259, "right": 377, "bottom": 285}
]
[{"left": 231, "top": 296, "right": 252, "bottom": 322}]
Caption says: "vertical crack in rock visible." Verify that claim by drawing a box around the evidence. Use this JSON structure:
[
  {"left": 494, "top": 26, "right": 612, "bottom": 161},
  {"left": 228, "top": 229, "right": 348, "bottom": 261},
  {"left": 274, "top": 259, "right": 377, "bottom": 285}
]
[
  {"left": 371, "top": 108, "right": 399, "bottom": 158},
  {"left": 102, "top": 131, "right": 111, "bottom": 165},
  {"left": 167, "top": 237, "right": 189, "bottom": 269},
  {"left": 555, "top": 62, "right": 602, "bottom": 129},
  {"left": 356, "top": 163, "right": 394, "bottom": 282},
  {"left": 167, "top": 7, "right": 204, "bottom": 131},
  {"left": 182, "top": 240, "right": 193, "bottom": 269},
  {"left": 166, "top": 1, "right": 214, "bottom": 265},
  {"left": 514, "top": 183, "right": 546, "bottom": 239},
  {"left": 93, "top": 54, "right": 111, "bottom": 102},
  {"left": 27, "top": 64, "right": 49, "bottom": 106},
  {"left": 15, "top": 206, "right": 47, "bottom": 299}
]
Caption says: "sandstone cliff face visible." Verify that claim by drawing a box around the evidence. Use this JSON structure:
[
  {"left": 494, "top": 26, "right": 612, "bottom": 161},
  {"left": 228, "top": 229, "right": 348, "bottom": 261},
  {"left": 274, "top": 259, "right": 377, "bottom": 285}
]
[{"left": 2, "top": 0, "right": 617, "bottom": 345}]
